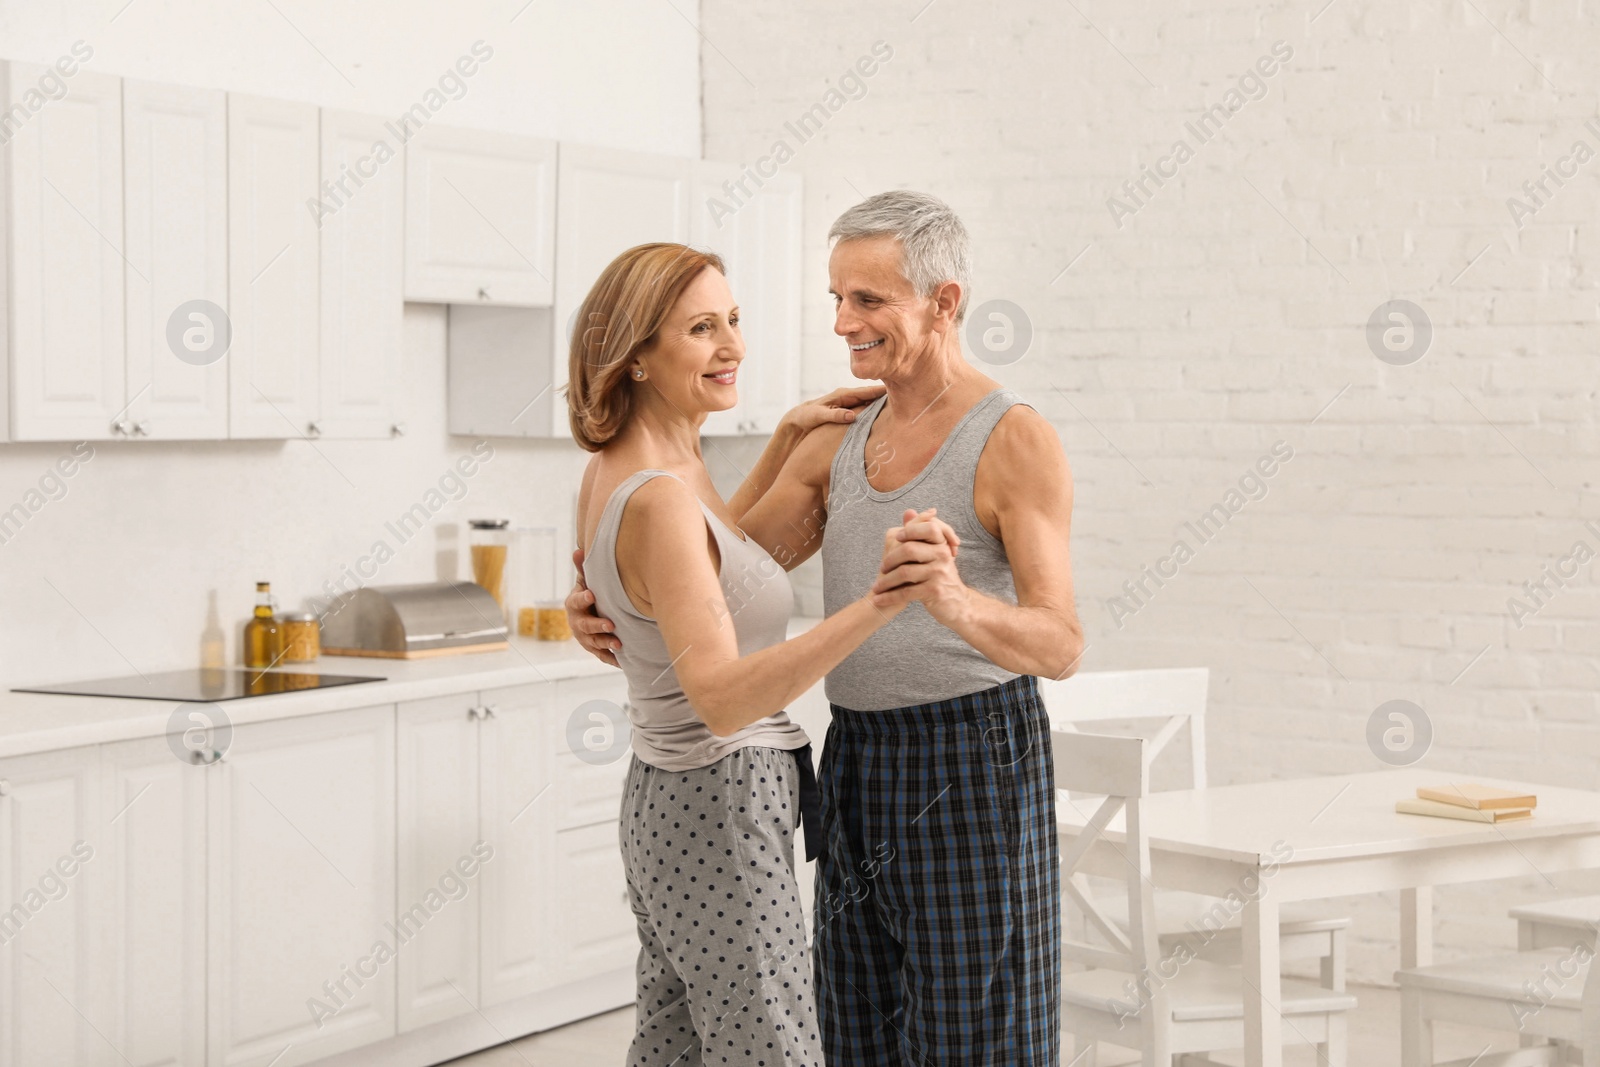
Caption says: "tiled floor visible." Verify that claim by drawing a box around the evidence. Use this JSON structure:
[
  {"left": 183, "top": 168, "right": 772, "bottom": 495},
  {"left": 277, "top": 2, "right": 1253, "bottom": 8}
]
[{"left": 442, "top": 982, "right": 1528, "bottom": 1065}]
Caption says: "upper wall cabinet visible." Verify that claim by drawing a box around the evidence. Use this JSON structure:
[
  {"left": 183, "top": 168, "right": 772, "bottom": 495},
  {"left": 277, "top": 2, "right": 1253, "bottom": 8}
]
[
  {"left": 404, "top": 126, "right": 556, "bottom": 306},
  {"left": 226, "top": 94, "right": 322, "bottom": 439},
  {"left": 228, "top": 96, "right": 404, "bottom": 440},
  {"left": 691, "top": 163, "right": 803, "bottom": 437},
  {"left": 123, "top": 78, "right": 229, "bottom": 440},
  {"left": 447, "top": 143, "right": 693, "bottom": 439},
  {"left": 1, "top": 63, "right": 126, "bottom": 442},
  {"left": 320, "top": 109, "right": 406, "bottom": 438}
]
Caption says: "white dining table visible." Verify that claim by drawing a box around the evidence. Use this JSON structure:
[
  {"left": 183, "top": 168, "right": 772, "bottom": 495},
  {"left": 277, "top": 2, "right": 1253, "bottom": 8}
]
[{"left": 1054, "top": 767, "right": 1600, "bottom": 1067}]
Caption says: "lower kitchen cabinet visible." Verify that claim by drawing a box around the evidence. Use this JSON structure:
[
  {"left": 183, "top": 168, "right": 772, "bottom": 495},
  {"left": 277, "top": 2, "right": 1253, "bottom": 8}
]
[
  {"left": 0, "top": 746, "right": 104, "bottom": 1067},
  {"left": 478, "top": 682, "right": 560, "bottom": 1006},
  {"left": 206, "top": 705, "right": 397, "bottom": 1067},
  {"left": 1, "top": 674, "right": 638, "bottom": 1067},
  {"left": 100, "top": 734, "right": 208, "bottom": 1067},
  {"left": 395, "top": 693, "right": 483, "bottom": 1033},
  {"left": 547, "top": 676, "right": 636, "bottom": 982}
]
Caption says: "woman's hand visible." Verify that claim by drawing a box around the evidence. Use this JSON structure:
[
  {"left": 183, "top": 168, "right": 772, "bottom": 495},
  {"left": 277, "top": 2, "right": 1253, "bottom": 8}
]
[
  {"left": 869, "top": 507, "right": 963, "bottom": 613},
  {"left": 779, "top": 385, "right": 887, "bottom": 436}
]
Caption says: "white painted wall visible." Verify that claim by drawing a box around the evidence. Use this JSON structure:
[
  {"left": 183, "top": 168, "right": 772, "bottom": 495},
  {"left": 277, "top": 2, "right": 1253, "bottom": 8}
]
[
  {"left": 700, "top": 0, "right": 1600, "bottom": 984},
  {"left": 0, "top": 0, "right": 701, "bottom": 683}
]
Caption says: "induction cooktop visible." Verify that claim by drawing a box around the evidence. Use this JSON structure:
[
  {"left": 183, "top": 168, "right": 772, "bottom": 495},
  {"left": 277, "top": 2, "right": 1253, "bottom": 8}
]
[{"left": 13, "top": 668, "right": 385, "bottom": 703}]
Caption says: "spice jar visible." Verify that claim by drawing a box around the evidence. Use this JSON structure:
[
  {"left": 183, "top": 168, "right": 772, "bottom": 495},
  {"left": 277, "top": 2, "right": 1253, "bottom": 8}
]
[
  {"left": 279, "top": 612, "right": 320, "bottom": 662},
  {"left": 513, "top": 526, "right": 571, "bottom": 640},
  {"left": 468, "top": 519, "right": 512, "bottom": 613}
]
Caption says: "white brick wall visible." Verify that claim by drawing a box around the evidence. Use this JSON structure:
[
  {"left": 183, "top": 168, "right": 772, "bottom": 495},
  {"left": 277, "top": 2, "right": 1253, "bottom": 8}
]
[{"left": 700, "top": 0, "right": 1600, "bottom": 985}]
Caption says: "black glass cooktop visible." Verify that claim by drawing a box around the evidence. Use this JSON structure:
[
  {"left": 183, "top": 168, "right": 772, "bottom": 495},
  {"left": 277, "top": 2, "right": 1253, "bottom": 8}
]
[{"left": 13, "top": 668, "right": 385, "bottom": 702}]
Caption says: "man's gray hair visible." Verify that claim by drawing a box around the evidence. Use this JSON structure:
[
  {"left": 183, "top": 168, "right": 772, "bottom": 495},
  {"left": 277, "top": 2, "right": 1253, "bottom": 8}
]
[{"left": 828, "top": 190, "right": 972, "bottom": 322}]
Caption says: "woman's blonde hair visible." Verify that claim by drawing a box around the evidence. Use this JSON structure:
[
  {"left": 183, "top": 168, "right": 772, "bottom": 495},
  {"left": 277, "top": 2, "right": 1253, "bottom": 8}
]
[{"left": 565, "top": 242, "right": 726, "bottom": 451}]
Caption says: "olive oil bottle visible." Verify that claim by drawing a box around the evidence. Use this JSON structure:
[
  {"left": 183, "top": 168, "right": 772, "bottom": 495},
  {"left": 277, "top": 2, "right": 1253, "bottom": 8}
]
[{"left": 243, "top": 581, "right": 282, "bottom": 668}]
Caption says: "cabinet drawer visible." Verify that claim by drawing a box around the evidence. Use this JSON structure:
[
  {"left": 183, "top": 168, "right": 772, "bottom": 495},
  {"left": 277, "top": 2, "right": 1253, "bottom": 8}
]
[
  {"left": 554, "top": 748, "right": 629, "bottom": 830},
  {"left": 551, "top": 821, "right": 636, "bottom": 979}
]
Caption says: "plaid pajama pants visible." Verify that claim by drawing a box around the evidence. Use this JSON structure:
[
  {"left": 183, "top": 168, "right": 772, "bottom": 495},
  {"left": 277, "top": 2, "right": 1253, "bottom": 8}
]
[{"left": 814, "top": 674, "right": 1061, "bottom": 1067}]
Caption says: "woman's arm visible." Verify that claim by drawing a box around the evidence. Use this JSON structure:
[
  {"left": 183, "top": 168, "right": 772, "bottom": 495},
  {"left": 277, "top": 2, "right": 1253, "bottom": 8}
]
[
  {"left": 725, "top": 385, "right": 885, "bottom": 522},
  {"left": 621, "top": 476, "right": 934, "bottom": 735}
]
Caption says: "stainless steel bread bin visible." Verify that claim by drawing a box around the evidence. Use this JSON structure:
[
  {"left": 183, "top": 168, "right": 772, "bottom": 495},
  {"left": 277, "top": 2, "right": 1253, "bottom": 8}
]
[{"left": 319, "top": 581, "right": 509, "bottom": 658}]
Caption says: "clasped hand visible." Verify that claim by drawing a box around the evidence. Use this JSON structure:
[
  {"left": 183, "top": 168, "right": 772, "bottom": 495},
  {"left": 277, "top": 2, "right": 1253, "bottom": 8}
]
[{"left": 868, "top": 507, "right": 967, "bottom": 616}]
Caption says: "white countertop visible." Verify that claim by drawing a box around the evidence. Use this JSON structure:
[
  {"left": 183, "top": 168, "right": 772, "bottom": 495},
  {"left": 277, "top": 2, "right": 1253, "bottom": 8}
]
[{"left": 0, "top": 616, "right": 826, "bottom": 759}]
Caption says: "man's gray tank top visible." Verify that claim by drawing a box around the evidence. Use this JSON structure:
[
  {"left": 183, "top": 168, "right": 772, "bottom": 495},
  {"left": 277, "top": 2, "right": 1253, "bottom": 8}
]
[
  {"left": 822, "top": 388, "right": 1027, "bottom": 711},
  {"left": 584, "top": 469, "right": 809, "bottom": 771}
]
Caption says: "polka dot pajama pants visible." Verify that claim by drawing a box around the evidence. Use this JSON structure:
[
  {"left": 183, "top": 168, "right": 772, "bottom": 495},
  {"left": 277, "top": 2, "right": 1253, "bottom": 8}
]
[{"left": 619, "top": 746, "right": 824, "bottom": 1066}]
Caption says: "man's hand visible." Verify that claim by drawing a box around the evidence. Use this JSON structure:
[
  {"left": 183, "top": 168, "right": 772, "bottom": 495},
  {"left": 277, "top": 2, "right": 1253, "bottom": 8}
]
[
  {"left": 870, "top": 508, "right": 966, "bottom": 615},
  {"left": 567, "top": 548, "right": 622, "bottom": 667}
]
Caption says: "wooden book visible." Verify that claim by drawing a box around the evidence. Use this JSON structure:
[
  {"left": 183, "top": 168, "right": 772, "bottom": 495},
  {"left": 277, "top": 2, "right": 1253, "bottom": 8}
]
[
  {"left": 1416, "top": 783, "right": 1538, "bottom": 811},
  {"left": 1397, "top": 797, "right": 1534, "bottom": 823}
]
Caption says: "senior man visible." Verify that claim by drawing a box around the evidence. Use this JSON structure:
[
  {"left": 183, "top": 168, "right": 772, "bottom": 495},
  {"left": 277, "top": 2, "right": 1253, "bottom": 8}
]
[{"left": 568, "top": 190, "right": 1083, "bottom": 1066}]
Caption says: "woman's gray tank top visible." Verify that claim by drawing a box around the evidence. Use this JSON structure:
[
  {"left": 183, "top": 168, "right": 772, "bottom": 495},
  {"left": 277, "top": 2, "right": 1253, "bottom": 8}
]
[
  {"left": 822, "top": 388, "right": 1027, "bottom": 711},
  {"left": 584, "top": 469, "right": 809, "bottom": 771}
]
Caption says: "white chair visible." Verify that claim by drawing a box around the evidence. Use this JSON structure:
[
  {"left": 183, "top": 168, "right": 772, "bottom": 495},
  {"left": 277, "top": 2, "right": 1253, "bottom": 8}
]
[
  {"left": 1055, "top": 729, "right": 1358, "bottom": 1067},
  {"left": 1396, "top": 925, "right": 1600, "bottom": 1066},
  {"left": 1513, "top": 896, "right": 1600, "bottom": 952},
  {"left": 1044, "top": 668, "right": 1351, "bottom": 990}
]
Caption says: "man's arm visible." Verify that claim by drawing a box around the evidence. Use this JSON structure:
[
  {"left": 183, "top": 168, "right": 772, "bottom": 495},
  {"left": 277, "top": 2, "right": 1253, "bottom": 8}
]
[{"left": 872, "top": 406, "right": 1085, "bottom": 680}]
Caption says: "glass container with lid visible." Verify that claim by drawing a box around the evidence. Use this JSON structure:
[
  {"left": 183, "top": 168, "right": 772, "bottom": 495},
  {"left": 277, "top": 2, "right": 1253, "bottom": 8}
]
[{"left": 468, "top": 519, "right": 511, "bottom": 615}]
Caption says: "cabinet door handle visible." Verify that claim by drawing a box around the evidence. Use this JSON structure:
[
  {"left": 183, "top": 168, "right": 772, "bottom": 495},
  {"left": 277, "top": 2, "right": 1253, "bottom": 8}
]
[
  {"left": 477, "top": 286, "right": 490, "bottom": 301},
  {"left": 306, "top": 421, "right": 323, "bottom": 438},
  {"left": 133, "top": 421, "right": 150, "bottom": 437},
  {"left": 482, "top": 705, "right": 497, "bottom": 720},
  {"left": 391, "top": 422, "right": 406, "bottom": 437},
  {"left": 467, "top": 705, "right": 480, "bottom": 721},
  {"left": 111, "top": 419, "right": 132, "bottom": 437}
]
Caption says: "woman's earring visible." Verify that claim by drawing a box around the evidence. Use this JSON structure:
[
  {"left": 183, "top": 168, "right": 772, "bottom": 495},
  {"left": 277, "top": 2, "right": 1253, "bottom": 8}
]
[{"left": 633, "top": 369, "right": 645, "bottom": 380}]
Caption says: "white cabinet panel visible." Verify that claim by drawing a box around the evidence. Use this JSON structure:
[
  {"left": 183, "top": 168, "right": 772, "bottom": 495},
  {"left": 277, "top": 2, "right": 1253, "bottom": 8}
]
[
  {"left": 396, "top": 694, "right": 481, "bottom": 1033},
  {"left": 692, "top": 164, "right": 803, "bottom": 437},
  {"left": 122, "top": 78, "right": 228, "bottom": 440},
  {"left": 544, "top": 143, "right": 693, "bottom": 439},
  {"left": 405, "top": 125, "right": 556, "bottom": 306},
  {"left": 548, "top": 675, "right": 635, "bottom": 984},
  {"left": 551, "top": 821, "right": 636, "bottom": 980},
  {"left": 0, "top": 747, "right": 104, "bottom": 1067},
  {"left": 319, "top": 109, "right": 404, "bottom": 439},
  {"left": 477, "top": 683, "right": 557, "bottom": 1005},
  {"left": 227, "top": 94, "right": 319, "bottom": 440},
  {"left": 98, "top": 735, "right": 207, "bottom": 1067},
  {"left": 3, "top": 64, "right": 125, "bottom": 442},
  {"left": 206, "top": 705, "right": 396, "bottom": 1067}
]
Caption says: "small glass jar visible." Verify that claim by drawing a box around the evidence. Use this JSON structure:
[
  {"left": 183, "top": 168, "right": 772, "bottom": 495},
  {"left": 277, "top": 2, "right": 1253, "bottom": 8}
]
[
  {"left": 513, "top": 526, "right": 559, "bottom": 639},
  {"left": 468, "top": 519, "right": 512, "bottom": 611},
  {"left": 278, "top": 612, "right": 321, "bottom": 662}
]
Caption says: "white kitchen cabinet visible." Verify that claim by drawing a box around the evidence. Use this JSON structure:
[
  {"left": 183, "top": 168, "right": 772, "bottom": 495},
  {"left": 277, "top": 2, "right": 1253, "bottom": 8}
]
[
  {"left": 692, "top": 164, "right": 803, "bottom": 437},
  {"left": 319, "top": 109, "right": 405, "bottom": 439},
  {"left": 404, "top": 125, "right": 556, "bottom": 306},
  {"left": 396, "top": 694, "right": 482, "bottom": 1032},
  {"left": 478, "top": 682, "right": 558, "bottom": 1004},
  {"left": 548, "top": 676, "right": 636, "bottom": 981},
  {"left": 227, "top": 93, "right": 321, "bottom": 440},
  {"left": 399, "top": 678, "right": 635, "bottom": 1019},
  {"left": 0, "top": 746, "right": 104, "bottom": 1067},
  {"left": 446, "top": 143, "right": 694, "bottom": 440},
  {"left": 206, "top": 705, "right": 396, "bottom": 1067},
  {"left": 1, "top": 64, "right": 126, "bottom": 442},
  {"left": 122, "top": 79, "right": 229, "bottom": 441},
  {"left": 98, "top": 734, "right": 207, "bottom": 1067}
]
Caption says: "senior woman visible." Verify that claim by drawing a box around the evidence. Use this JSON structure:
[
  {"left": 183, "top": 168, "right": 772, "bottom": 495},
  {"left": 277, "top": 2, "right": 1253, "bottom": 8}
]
[{"left": 568, "top": 242, "right": 956, "bottom": 1066}]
